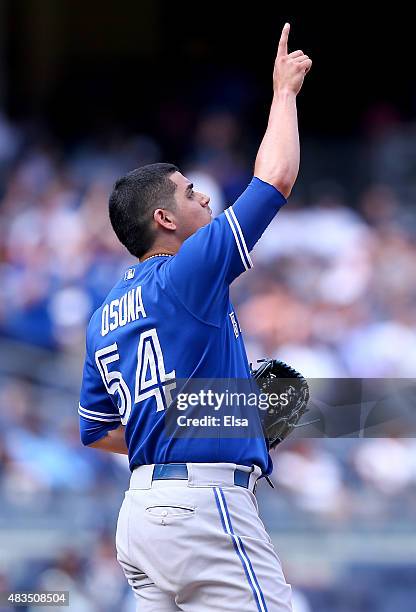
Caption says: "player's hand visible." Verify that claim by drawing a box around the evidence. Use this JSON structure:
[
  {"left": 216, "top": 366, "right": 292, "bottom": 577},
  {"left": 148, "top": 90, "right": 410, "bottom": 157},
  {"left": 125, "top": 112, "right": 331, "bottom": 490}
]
[{"left": 273, "top": 23, "right": 312, "bottom": 95}]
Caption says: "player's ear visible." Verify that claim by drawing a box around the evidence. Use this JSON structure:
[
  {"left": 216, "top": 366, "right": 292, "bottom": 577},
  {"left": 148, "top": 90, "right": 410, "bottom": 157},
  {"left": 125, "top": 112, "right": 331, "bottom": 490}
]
[{"left": 153, "top": 208, "right": 177, "bottom": 231}]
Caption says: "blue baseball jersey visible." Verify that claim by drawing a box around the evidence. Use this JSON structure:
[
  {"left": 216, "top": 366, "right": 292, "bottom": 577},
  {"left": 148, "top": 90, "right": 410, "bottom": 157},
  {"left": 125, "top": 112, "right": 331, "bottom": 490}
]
[{"left": 79, "top": 177, "right": 286, "bottom": 475}]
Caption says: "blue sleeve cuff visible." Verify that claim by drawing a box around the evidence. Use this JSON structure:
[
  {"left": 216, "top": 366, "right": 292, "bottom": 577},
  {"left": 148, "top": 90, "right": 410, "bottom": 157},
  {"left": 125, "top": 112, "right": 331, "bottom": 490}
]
[
  {"left": 79, "top": 415, "right": 121, "bottom": 446},
  {"left": 251, "top": 176, "right": 287, "bottom": 208}
]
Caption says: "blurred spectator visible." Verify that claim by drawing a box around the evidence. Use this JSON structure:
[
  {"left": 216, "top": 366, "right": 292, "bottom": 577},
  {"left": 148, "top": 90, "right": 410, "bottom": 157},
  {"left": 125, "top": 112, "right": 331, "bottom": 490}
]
[
  {"left": 351, "top": 439, "right": 416, "bottom": 495},
  {"left": 271, "top": 441, "right": 348, "bottom": 518}
]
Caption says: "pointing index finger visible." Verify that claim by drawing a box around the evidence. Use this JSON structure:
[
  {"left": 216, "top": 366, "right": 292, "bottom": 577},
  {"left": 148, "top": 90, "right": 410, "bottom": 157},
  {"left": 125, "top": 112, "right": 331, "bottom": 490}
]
[{"left": 278, "top": 22, "right": 290, "bottom": 56}]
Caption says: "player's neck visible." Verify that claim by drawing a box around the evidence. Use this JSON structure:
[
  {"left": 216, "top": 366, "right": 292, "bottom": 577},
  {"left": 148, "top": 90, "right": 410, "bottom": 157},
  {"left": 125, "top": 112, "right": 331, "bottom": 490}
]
[{"left": 139, "top": 235, "right": 183, "bottom": 263}]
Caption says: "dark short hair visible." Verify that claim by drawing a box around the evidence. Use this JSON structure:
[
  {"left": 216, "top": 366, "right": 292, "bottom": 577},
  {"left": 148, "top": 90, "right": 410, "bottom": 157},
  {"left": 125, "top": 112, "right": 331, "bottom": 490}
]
[{"left": 109, "top": 162, "right": 179, "bottom": 258}]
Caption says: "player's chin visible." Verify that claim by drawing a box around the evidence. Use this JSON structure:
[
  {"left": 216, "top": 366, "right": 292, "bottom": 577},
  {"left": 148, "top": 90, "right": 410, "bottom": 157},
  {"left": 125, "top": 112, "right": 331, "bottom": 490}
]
[
  {"left": 197, "top": 214, "right": 212, "bottom": 229},
  {"left": 192, "top": 212, "right": 212, "bottom": 233}
]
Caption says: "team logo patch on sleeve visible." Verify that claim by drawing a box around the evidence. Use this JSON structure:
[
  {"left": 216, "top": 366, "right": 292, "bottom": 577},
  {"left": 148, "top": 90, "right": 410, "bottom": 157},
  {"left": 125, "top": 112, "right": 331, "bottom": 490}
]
[{"left": 229, "top": 311, "right": 240, "bottom": 338}]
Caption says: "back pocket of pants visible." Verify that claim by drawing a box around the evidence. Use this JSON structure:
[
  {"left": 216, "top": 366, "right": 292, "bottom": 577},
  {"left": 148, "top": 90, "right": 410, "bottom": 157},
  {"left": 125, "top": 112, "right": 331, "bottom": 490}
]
[{"left": 145, "top": 505, "right": 195, "bottom": 518}]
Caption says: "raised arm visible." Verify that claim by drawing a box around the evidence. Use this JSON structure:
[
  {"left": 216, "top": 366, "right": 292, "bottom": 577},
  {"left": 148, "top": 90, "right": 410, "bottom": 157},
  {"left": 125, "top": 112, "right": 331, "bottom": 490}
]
[{"left": 254, "top": 23, "right": 312, "bottom": 197}]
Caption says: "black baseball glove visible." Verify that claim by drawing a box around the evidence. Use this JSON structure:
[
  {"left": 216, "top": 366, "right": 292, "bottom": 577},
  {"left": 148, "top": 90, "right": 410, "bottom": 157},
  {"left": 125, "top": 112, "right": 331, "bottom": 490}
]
[{"left": 251, "top": 359, "right": 310, "bottom": 449}]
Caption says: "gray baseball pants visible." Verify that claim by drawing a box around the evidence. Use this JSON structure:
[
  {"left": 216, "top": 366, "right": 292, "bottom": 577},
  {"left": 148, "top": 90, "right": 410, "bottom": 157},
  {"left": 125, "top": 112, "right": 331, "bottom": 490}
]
[{"left": 116, "top": 463, "right": 293, "bottom": 611}]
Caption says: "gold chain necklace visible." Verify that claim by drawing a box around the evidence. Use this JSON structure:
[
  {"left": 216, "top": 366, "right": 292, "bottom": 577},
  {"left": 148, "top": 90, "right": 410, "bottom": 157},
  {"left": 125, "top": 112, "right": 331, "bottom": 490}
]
[{"left": 141, "top": 253, "right": 174, "bottom": 262}]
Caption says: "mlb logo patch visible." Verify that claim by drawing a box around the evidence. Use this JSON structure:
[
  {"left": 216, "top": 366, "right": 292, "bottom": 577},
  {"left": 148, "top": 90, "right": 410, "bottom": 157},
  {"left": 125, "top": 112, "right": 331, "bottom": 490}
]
[{"left": 124, "top": 268, "right": 135, "bottom": 281}]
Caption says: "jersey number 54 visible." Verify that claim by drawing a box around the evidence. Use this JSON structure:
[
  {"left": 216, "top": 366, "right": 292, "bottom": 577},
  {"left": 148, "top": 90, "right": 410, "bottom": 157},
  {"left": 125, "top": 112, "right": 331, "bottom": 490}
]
[{"left": 95, "top": 328, "right": 176, "bottom": 424}]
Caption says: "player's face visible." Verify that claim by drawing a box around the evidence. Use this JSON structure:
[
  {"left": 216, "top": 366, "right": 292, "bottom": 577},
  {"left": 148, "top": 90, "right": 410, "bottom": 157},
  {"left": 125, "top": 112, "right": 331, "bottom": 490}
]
[{"left": 170, "top": 172, "right": 212, "bottom": 240}]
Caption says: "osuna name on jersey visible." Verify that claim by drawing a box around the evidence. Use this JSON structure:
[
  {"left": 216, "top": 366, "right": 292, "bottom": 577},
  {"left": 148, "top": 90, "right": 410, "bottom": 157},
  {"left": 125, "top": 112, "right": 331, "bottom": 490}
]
[{"left": 101, "top": 286, "right": 147, "bottom": 336}]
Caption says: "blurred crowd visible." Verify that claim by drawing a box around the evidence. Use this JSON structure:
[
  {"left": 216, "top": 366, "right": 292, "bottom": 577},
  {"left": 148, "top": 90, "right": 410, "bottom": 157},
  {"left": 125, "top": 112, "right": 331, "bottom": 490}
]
[
  {"left": 1, "top": 106, "right": 416, "bottom": 611},
  {"left": 0, "top": 111, "right": 415, "bottom": 376}
]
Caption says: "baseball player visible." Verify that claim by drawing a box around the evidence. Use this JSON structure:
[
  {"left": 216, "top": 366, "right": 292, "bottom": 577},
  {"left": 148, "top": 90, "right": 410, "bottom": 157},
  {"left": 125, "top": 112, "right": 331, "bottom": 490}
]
[{"left": 79, "top": 23, "right": 311, "bottom": 611}]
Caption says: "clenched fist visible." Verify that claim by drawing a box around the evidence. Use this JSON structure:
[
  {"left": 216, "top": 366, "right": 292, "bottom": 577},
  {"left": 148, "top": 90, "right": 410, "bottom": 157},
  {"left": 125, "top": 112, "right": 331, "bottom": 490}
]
[{"left": 273, "top": 23, "right": 312, "bottom": 95}]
